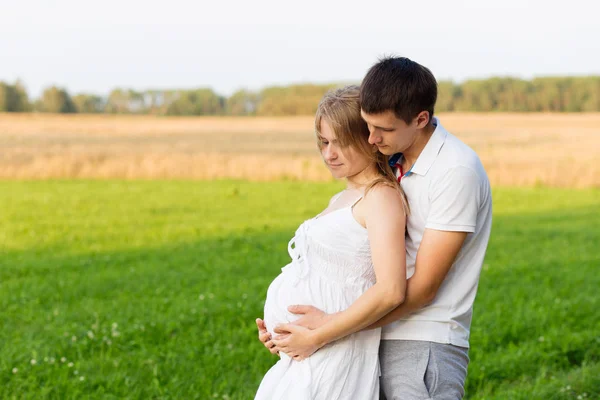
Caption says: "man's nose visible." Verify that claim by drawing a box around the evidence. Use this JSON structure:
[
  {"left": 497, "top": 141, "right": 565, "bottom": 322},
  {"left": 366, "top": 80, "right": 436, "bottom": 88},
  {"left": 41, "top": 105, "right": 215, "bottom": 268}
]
[{"left": 368, "top": 131, "right": 382, "bottom": 145}]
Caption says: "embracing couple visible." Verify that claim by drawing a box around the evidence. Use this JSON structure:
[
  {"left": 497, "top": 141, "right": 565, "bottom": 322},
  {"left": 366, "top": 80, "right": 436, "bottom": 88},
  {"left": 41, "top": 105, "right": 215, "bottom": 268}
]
[{"left": 254, "top": 57, "right": 492, "bottom": 399}]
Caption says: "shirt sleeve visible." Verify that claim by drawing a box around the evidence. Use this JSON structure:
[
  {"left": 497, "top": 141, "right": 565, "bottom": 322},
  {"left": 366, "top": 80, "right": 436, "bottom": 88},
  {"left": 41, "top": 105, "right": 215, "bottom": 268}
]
[{"left": 426, "top": 166, "right": 481, "bottom": 233}]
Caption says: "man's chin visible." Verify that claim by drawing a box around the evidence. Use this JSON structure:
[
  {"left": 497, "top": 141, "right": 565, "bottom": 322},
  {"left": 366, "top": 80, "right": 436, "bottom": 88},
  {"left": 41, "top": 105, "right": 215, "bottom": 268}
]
[{"left": 377, "top": 146, "right": 396, "bottom": 155}]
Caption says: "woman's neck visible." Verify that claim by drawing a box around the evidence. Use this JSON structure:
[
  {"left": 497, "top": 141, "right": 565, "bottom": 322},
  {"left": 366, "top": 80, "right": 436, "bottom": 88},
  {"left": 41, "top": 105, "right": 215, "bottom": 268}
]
[{"left": 346, "top": 165, "right": 380, "bottom": 191}]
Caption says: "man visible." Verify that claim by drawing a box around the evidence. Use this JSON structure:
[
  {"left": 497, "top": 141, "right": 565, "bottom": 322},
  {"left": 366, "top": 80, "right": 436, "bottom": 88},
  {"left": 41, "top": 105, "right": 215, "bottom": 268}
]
[{"left": 257, "top": 56, "right": 492, "bottom": 399}]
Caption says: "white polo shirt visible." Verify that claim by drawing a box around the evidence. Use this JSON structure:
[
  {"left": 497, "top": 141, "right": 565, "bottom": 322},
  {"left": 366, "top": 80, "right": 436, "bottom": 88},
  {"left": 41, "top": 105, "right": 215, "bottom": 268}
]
[{"left": 381, "top": 117, "right": 492, "bottom": 348}]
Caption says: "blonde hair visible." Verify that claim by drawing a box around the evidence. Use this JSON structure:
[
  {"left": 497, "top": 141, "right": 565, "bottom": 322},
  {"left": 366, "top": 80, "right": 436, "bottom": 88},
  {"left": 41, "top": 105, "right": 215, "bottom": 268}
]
[{"left": 315, "top": 85, "right": 409, "bottom": 214}]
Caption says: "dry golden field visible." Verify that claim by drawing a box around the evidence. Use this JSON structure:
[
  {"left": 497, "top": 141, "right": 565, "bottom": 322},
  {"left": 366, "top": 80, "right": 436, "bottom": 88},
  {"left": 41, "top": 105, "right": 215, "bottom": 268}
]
[{"left": 0, "top": 112, "right": 598, "bottom": 187}]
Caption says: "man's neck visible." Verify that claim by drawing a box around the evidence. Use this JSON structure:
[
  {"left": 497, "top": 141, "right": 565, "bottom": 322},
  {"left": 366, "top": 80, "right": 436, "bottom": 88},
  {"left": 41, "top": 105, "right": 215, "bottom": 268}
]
[{"left": 402, "top": 123, "right": 436, "bottom": 167}]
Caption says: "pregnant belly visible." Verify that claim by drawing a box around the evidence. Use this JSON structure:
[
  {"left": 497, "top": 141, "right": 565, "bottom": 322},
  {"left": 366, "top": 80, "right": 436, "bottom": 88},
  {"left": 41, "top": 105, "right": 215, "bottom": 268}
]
[{"left": 263, "top": 269, "right": 315, "bottom": 335}]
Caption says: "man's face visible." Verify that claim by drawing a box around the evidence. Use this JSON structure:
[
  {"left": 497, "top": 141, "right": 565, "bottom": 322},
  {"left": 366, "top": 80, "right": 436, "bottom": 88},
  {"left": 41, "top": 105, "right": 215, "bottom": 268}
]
[{"left": 360, "top": 110, "right": 419, "bottom": 155}]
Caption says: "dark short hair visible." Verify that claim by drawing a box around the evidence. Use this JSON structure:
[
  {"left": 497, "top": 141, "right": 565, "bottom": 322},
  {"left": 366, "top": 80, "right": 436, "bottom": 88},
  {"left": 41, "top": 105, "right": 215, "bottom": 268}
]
[{"left": 360, "top": 56, "right": 437, "bottom": 124}]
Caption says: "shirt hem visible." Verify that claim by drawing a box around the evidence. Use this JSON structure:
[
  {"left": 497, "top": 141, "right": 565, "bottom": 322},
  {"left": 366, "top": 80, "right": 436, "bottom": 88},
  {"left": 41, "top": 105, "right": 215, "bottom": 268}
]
[
  {"left": 425, "top": 223, "right": 476, "bottom": 233},
  {"left": 381, "top": 321, "right": 470, "bottom": 348}
]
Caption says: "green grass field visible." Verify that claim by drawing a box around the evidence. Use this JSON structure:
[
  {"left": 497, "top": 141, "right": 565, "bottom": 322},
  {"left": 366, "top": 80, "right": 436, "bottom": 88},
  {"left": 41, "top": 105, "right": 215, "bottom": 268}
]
[{"left": 1, "top": 180, "right": 599, "bottom": 399}]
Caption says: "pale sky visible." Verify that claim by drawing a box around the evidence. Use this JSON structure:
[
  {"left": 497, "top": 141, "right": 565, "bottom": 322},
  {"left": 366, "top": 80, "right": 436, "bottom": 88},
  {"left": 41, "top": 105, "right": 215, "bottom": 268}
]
[{"left": 1, "top": 0, "right": 598, "bottom": 98}]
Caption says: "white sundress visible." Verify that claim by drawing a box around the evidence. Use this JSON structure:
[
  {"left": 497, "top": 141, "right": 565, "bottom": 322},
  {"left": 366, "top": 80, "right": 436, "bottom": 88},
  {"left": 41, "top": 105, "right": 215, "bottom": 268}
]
[{"left": 255, "top": 195, "right": 381, "bottom": 400}]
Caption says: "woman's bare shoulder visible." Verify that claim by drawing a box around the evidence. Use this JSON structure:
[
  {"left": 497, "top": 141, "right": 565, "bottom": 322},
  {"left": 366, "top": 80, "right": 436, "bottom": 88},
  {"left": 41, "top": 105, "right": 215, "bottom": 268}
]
[{"left": 363, "top": 184, "right": 406, "bottom": 218}]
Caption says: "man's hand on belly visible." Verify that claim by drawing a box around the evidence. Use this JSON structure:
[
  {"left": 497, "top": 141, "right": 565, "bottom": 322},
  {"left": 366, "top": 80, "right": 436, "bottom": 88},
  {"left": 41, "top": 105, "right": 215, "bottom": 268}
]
[{"left": 286, "top": 305, "right": 336, "bottom": 330}]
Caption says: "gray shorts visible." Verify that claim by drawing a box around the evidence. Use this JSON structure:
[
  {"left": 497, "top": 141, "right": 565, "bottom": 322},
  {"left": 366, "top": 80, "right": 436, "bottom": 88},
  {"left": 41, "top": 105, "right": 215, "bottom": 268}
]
[{"left": 379, "top": 340, "right": 469, "bottom": 400}]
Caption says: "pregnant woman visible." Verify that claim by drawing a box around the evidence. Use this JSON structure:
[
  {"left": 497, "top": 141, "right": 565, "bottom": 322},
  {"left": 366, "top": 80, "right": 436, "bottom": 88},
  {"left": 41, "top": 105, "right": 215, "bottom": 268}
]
[{"left": 255, "top": 85, "right": 409, "bottom": 399}]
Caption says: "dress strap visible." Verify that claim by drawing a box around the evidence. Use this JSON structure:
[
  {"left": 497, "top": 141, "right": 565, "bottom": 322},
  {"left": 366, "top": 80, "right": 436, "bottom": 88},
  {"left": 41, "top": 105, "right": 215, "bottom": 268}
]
[
  {"left": 330, "top": 191, "right": 344, "bottom": 205},
  {"left": 350, "top": 195, "right": 364, "bottom": 208}
]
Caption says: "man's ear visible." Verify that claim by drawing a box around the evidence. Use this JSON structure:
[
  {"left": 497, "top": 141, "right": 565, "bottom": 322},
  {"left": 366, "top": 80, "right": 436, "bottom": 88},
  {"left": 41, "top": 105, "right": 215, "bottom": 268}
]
[{"left": 416, "top": 111, "right": 430, "bottom": 129}]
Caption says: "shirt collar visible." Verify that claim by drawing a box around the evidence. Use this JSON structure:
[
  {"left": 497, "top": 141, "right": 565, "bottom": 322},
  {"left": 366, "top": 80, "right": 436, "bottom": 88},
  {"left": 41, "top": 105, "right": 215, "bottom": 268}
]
[{"left": 388, "top": 117, "right": 448, "bottom": 176}]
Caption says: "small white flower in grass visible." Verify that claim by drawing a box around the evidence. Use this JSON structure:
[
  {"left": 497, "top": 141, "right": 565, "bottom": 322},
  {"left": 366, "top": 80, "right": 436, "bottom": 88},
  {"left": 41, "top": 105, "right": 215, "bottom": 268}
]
[
  {"left": 106, "top": 340, "right": 112, "bottom": 346},
  {"left": 578, "top": 396, "right": 582, "bottom": 399},
  {"left": 72, "top": 335, "right": 77, "bottom": 342},
  {"left": 68, "top": 362, "right": 74, "bottom": 368},
  {"left": 208, "top": 293, "right": 215, "bottom": 299},
  {"left": 12, "top": 368, "right": 18, "bottom": 374},
  {"left": 30, "top": 359, "right": 37, "bottom": 365},
  {"left": 111, "top": 331, "right": 120, "bottom": 337},
  {"left": 79, "top": 376, "right": 85, "bottom": 381},
  {"left": 112, "top": 322, "right": 118, "bottom": 329},
  {"left": 44, "top": 357, "right": 48, "bottom": 362},
  {"left": 61, "top": 357, "right": 67, "bottom": 363},
  {"left": 538, "top": 336, "right": 545, "bottom": 342},
  {"left": 74, "top": 370, "right": 78, "bottom": 375},
  {"left": 50, "top": 358, "right": 55, "bottom": 364},
  {"left": 567, "top": 385, "right": 571, "bottom": 390},
  {"left": 87, "top": 331, "right": 95, "bottom": 339},
  {"left": 91, "top": 323, "right": 98, "bottom": 330},
  {"left": 242, "top": 293, "right": 248, "bottom": 299},
  {"left": 199, "top": 294, "right": 205, "bottom": 301}
]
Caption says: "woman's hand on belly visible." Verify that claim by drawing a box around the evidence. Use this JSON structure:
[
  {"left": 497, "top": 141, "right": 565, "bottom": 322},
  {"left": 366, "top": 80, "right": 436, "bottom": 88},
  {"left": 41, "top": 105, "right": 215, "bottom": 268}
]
[
  {"left": 264, "top": 305, "right": 338, "bottom": 359},
  {"left": 256, "top": 318, "right": 280, "bottom": 356},
  {"left": 272, "top": 323, "right": 321, "bottom": 361}
]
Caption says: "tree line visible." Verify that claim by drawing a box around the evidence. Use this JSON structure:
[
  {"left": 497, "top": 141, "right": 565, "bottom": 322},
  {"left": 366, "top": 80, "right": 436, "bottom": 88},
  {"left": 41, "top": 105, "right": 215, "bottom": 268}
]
[{"left": 1, "top": 77, "right": 599, "bottom": 115}]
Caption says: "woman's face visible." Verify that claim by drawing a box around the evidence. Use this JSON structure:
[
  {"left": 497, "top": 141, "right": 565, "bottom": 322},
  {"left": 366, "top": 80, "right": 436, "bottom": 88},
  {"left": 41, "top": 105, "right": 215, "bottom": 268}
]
[{"left": 318, "top": 118, "right": 372, "bottom": 180}]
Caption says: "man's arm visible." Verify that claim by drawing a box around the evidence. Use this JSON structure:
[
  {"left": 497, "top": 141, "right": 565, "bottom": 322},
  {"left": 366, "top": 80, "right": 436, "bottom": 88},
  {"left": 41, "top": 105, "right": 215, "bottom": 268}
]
[
  {"left": 276, "top": 229, "right": 468, "bottom": 333},
  {"left": 365, "top": 228, "right": 467, "bottom": 329},
  {"left": 364, "top": 166, "right": 481, "bottom": 328},
  {"left": 274, "top": 166, "right": 480, "bottom": 333}
]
